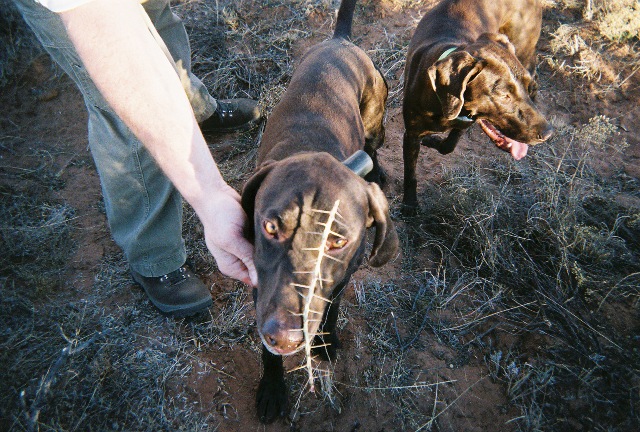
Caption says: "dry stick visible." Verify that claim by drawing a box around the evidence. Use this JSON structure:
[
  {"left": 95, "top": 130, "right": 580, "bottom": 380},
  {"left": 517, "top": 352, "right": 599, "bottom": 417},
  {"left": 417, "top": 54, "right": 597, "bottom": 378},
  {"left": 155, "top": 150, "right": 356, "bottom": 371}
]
[
  {"left": 19, "top": 330, "right": 106, "bottom": 432},
  {"left": 289, "top": 200, "right": 342, "bottom": 393},
  {"left": 340, "top": 379, "right": 457, "bottom": 391},
  {"left": 441, "top": 300, "right": 537, "bottom": 332}
]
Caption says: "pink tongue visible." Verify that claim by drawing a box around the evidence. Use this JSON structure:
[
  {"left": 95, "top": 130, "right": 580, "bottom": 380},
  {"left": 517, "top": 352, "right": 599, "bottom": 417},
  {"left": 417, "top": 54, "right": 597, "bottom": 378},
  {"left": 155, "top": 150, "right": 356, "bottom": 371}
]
[
  {"left": 510, "top": 141, "right": 528, "bottom": 160},
  {"left": 478, "top": 119, "right": 529, "bottom": 160}
]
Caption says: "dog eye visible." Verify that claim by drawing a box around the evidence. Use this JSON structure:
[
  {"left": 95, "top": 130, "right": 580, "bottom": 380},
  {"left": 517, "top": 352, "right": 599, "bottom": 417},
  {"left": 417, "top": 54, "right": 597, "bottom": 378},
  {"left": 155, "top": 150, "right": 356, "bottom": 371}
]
[
  {"left": 326, "top": 238, "right": 348, "bottom": 250},
  {"left": 263, "top": 220, "right": 278, "bottom": 238}
]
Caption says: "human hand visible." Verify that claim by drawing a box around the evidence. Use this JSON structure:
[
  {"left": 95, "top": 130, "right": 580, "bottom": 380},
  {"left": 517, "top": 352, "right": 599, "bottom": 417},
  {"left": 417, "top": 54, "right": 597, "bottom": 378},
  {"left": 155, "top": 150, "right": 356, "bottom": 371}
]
[{"left": 201, "top": 185, "right": 257, "bottom": 287}]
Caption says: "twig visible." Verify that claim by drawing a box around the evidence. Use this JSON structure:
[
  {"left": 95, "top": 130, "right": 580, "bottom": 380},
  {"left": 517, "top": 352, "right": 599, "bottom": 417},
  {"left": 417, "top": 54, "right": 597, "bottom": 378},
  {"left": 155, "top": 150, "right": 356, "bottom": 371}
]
[
  {"left": 19, "top": 330, "right": 106, "bottom": 432},
  {"left": 441, "top": 301, "right": 537, "bottom": 332},
  {"left": 415, "top": 375, "right": 487, "bottom": 431},
  {"left": 537, "top": 291, "right": 622, "bottom": 350},
  {"left": 340, "top": 379, "right": 457, "bottom": 391}
]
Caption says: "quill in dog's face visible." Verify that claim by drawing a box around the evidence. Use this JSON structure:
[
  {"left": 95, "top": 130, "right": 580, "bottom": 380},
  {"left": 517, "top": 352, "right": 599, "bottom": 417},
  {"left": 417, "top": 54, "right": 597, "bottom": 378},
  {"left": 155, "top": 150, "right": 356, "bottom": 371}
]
[{"left": 241, "top": 152, "right": 397, "bottom": 356}]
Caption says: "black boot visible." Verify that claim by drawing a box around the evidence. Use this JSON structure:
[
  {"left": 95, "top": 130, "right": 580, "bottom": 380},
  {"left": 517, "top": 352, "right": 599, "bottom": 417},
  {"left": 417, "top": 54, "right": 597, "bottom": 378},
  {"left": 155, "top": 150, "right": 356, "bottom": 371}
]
[
  {"left": 131, "top": 265, "right": 212, "bottom": 317},
  {"left": 199, "top": 98, "right": 261, "bottom": 133}
]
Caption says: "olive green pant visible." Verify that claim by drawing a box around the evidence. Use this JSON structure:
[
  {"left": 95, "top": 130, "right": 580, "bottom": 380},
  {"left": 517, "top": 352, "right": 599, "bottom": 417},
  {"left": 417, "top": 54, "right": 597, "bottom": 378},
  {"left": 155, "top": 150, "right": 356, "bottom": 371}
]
[{"left": 13, "top": 0, "right": 218, "bottom": 277}]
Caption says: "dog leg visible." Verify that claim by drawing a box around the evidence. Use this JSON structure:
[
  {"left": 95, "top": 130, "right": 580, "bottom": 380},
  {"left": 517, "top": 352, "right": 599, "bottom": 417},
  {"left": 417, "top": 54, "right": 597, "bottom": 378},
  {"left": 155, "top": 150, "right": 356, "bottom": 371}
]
[
  {"left": 403, "top": 130, "right": 421, "bottom": 212},
  {"left": 256, "top": 346, "right": 288, "bottom": 423},
  {"left": 364, "top": 150, "right": 387, "bottom": 188},
  {"left": 421, "top": 128, "right": 463, "bottom": 155}
]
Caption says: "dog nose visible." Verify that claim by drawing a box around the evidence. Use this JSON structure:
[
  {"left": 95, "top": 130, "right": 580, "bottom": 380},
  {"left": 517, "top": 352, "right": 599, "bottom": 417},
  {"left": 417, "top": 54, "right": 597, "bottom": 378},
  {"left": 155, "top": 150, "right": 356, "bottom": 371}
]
[
  {"left": 266, "top": 334, "right": 278, "bottom": 347},
  {"left": 261, "top": 317, "right": 304, "bottom": 352},
  {"left": 538, "top": 124, "right": 554, "bottom": 142}
]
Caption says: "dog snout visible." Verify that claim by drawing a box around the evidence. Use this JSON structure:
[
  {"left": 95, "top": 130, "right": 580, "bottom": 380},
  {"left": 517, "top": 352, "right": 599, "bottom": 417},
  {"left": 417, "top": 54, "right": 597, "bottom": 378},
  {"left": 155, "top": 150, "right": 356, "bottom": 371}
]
[
  {"left": 537, "top": 123, "right": 554, "bottom": 143},
  {"left": 261, "top": 316, "right": 304, "bottom": 355}
]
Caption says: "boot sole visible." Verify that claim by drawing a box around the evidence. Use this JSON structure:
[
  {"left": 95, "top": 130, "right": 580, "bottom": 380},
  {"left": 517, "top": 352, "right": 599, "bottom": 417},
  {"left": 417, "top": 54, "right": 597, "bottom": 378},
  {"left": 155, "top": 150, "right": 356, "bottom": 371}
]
[{"left": 201, "top": 118, "right": 260, "bottom": 134}]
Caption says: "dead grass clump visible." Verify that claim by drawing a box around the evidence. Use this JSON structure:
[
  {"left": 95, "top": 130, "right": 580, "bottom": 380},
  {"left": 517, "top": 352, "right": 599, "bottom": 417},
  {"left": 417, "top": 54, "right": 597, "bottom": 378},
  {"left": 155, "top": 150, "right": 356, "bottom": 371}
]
[
  {"left": 547, "top": 24, "right": 617, "bottom": 82},
  {"left": 411, "top": 115, "right": 640, "bottom": 430},
  {"left": 544, "top": 0, "right": 639, "bottom": 85},
  {"left": 190, "top": 284, "right": 255, "bottom": 349},
  {"left": 0, "top": 189, "right": 76, "bottom": 293},
  {"left": 175, "top": 0, "right": 332, "bottom": 116},
  {"left": 342, "top": 274, "right": 467, "bottom": 429},
  {"left": 588, "top": 0, "right": 640, "bottom": 41},
  {"left": 1, "top": 252, "right": 230, "bottom": 431},
  {"left": 0, "top": 2, "right": 43, "bottom": 87}
]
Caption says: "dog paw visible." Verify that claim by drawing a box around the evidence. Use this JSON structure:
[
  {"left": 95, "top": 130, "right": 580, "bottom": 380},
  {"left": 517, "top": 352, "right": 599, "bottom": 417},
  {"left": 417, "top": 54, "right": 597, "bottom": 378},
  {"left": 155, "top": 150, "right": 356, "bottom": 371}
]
[
  {"left": 422, "top": 136, "right": 456, "bottom": 155},
  {"left": 401, "top": 201, "right": 419, "bottom": 217},
  {"left": 256, "top": 375, "right": 288, "bottom": 423},
  {"left": 421, "top": 135, "right": 442, "bottom": 148}
]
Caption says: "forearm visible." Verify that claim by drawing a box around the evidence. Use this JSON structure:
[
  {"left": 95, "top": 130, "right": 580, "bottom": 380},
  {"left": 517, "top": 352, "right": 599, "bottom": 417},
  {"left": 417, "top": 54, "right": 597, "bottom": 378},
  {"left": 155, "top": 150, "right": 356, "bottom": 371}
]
[{"left": 60, "top": 0, "right": 226, "bottom": 216}]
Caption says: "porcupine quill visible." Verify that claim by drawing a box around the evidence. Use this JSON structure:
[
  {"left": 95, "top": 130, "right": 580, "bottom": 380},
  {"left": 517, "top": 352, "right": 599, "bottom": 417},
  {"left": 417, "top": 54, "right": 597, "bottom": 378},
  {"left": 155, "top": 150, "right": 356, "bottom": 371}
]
[{"left": 288, "top": 199, "right": 343, "bottom": 393}]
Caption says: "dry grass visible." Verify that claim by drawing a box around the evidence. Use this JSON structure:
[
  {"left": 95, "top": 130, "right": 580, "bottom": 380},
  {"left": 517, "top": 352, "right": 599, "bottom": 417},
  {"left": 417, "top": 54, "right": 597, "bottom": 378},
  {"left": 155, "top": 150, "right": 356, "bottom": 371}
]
[
  {"left": 1, "top": 0, "right": 639, "bottom": 431},
  {"left": 543, "top": 0, "right": 640, "bottom": 85},
  {"left": 0, "top": 2, "right": 44, "bottom": 87},
  {"left": 403, "top": 115, "right": 640, "bottom": 430}
]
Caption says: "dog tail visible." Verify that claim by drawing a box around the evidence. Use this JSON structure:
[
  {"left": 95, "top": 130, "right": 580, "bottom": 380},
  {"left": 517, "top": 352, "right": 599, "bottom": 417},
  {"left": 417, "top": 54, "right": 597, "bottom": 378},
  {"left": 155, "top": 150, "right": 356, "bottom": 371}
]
[{"left": 333, "top": 0, "right": 357, "bottom": 40}]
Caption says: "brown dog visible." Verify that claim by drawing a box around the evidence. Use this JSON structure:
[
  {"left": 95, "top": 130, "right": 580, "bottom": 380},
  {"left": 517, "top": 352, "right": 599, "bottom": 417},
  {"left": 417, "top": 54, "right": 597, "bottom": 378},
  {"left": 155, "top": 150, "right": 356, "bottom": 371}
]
[
  {"left": 240, "top": 0, "right": 398, "bottom": 423},
  {"left": 402, "top": 0, "right": 554, "bottom": 209}
]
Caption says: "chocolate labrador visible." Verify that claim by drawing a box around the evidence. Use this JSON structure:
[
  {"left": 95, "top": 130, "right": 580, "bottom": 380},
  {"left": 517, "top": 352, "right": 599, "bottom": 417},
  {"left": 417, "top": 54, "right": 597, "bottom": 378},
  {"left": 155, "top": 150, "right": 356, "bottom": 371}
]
[
  {"left": 402, "top": 0, "right": 554, "bottom": 209},
  {"left": 240, "top": 0, "right": 398, "bottom": 423}
]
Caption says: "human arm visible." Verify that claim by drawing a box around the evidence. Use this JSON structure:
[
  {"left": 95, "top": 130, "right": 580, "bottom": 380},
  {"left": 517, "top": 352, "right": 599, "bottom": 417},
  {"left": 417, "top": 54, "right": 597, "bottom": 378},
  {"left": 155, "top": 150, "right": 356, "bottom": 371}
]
[{"left": 59, "top": 0, "right": 257, "bottom": 285}]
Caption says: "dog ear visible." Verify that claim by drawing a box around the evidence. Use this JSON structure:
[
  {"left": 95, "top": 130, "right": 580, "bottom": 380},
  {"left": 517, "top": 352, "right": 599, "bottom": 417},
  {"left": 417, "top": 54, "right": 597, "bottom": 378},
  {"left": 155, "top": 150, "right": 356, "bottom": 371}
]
[
  {"left": 365, "top": 182, "right": 399, "bottom": 267},
  {"left": 428, "top": 51, "right": 484, "bottom": 120},
  {"left": 241, "top": 160, "right": 277, "bottom": 240}
]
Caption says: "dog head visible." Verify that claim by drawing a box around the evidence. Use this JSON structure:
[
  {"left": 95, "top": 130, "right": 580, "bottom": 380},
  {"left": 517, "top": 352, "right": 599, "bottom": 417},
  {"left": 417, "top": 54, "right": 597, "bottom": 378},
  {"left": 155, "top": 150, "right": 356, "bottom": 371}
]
[
  {"left": 428, "top": 32, "right": 554, "bottom": 159},
  {"left": 241, "top": 151, "right": 398, "bottom": 356}
]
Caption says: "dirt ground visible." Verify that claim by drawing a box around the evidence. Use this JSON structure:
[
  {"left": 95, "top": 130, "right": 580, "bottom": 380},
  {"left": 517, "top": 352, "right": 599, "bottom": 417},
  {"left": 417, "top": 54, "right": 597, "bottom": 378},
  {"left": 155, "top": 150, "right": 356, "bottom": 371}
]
[{"left": 2, "top": 0, "right": 639, "bottom": 431}]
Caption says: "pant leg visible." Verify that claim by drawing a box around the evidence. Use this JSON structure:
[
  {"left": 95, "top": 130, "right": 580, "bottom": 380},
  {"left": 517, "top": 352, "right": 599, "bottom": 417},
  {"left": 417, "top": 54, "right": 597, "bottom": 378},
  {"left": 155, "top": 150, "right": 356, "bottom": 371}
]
[
  {"left": 141, "top": 0, "right": 217, "bottom": 122},
  {"left": 12, "top": 0, "right": 187, "bottom": 277}
]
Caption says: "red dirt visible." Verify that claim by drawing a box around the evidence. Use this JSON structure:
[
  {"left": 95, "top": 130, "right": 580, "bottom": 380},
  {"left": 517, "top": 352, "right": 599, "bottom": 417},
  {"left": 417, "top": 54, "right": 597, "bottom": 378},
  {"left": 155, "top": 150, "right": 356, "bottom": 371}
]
[{"left": 2, "top": 1, "right": 638, "bottom": 431}]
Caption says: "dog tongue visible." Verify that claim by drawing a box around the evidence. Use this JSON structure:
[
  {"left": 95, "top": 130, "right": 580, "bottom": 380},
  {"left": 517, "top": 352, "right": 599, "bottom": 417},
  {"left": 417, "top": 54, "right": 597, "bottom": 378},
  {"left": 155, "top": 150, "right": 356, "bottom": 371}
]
[{"left": 478, "top": 119, "right": 529, "bottom": 160}]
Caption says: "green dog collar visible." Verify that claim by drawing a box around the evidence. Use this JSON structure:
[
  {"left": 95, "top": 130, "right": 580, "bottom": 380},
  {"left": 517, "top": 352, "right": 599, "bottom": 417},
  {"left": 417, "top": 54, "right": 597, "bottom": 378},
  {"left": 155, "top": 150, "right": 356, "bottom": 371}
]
[{"left": 437, "top": 46, "right": 458, "bottom": 61}]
